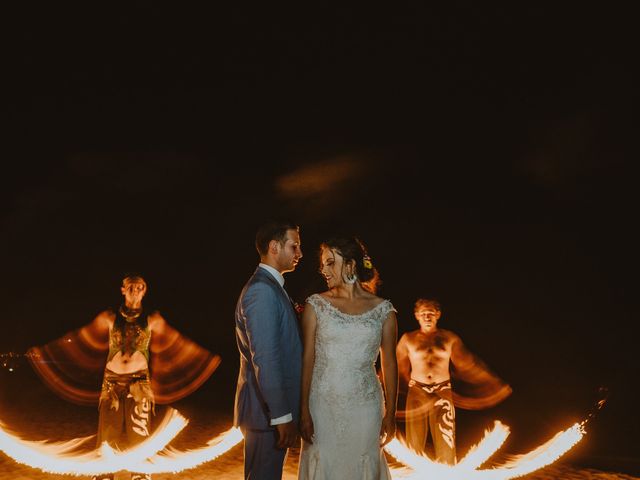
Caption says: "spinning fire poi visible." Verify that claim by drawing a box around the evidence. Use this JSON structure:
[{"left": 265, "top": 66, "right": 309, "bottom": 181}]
[{"left": 26, "top": 274, "right": 221, "bottom": 480}]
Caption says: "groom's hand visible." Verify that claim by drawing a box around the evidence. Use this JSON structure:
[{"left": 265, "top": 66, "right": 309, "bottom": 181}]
[{"left": 275, "top": 421, "right": 298, "bottom": 449}]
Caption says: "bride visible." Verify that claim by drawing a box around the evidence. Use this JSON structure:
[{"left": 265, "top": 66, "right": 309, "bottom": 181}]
[{"left": 298, "top": 236, "right": 398, "bottom": 479}]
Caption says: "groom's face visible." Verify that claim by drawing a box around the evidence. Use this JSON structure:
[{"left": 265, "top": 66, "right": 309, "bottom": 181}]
[{"left": 275, "top": 228, "right": 303, "bottom": 273}]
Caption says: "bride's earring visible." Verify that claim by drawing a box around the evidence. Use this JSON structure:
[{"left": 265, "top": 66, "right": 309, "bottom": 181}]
[{"left": 344, "top": 270, "right": 358, "bottom": 284}]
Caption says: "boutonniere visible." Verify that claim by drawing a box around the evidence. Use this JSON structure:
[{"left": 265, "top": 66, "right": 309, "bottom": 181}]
[{"left": 293, "top": 302, "right": 305, "bottom": 316}]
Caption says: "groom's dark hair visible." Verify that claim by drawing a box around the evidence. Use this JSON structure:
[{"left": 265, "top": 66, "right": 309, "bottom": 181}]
[{"left": 255, "top": 220, "right": 299, "bottom": 256}]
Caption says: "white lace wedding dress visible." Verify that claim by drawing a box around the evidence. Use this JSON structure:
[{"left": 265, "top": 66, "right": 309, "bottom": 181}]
[{"left": 298, "top": 294, "right": 395, "bottom": 480}]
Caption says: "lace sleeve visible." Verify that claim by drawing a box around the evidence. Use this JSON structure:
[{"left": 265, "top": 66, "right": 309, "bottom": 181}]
[
  {"left": 376, "top": 299, "right": 397, "bottom": 323},
  {"left": 305, "top": 294, "right": 325, "bottom": 315}
]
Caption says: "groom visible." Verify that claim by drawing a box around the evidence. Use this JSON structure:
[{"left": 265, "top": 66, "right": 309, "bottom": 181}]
[{"left": 234, "top": 220, "right": 303, "bottom": 479}]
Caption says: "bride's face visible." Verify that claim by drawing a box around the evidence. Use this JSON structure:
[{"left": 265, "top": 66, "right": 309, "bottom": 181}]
[{"left": 319, "top": 247, "right": 346, "bottom": 289}]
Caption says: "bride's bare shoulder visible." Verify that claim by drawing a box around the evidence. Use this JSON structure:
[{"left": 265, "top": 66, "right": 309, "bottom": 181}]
[{"left": 362, "top": 292, "right": 387, "bottom": 307}]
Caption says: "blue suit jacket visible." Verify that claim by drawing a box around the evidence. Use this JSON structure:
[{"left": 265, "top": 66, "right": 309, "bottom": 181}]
[{"left": 233, "top": 267, "right": 302, "bottom": 430}]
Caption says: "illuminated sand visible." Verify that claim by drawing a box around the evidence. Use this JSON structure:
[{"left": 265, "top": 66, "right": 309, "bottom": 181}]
[
  {"left": 1, "top": 406, "right": 639, "bottom": 480},
  {"left": 1, "top": 374, "right": 637, "bottom": 479},
  {"left": 0, "top": 403, "right": 585, "bottom": 478}
]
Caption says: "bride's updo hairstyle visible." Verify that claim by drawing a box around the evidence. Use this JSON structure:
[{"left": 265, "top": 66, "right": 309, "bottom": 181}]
[{"left": 320, "top": 236, "right": 381, "bottom": 294}]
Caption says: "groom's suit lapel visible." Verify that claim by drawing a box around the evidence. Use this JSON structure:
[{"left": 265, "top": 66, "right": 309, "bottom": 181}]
[
  {"left": 256, "top": 267, "right": 296, "bottom": 313},
  {"left": 255, "top": 267, "right": 301, "bottom": 338}
]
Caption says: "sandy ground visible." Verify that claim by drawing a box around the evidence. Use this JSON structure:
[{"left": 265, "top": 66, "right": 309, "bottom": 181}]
[{"left": 1, "top": 373, "right": 638, "bottom": 480}]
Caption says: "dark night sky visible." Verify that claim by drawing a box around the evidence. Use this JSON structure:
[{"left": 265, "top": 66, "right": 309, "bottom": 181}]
[{"left": 2, "top": 2, "right": 639, "bottom": 468}]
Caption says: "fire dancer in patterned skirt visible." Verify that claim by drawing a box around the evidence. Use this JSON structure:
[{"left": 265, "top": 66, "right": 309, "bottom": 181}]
[
  {"left": 396, "top": 298, "right": 511, "bottom": 464},
  {"left": 28, "top": 274, "right": 221, "bottom": 480}
]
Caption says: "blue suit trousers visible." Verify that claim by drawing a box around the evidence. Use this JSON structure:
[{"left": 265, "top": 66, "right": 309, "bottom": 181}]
[{"left": 241, "top": 427, "right": 288, "bottom": 480}]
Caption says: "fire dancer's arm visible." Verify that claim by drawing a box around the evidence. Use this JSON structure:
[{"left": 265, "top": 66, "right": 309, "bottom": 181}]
[
  {"left": 26, "top": 310, "right": 112, "bottom": 405},
  {"left": 396, "top": 333, "right": 411, "bottom": 389},
  {"left": 149, "top": 311, "right": 221, "bottom": 404},
  {"left": 451, "top": 334, "right": 501, "bottom": 382},
  {"left": 450, "top": 333, "right": 481, "bottom": 374},
  {"left": 450, "top": 333, "right": 512, "bottom": 409}
]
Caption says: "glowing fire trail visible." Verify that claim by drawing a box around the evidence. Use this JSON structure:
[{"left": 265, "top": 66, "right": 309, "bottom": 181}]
[
  {"left": 97, "top": 409, "right": 190, "bottom": 473},
  {"left": 0, "top": 409, "right": 189, "bottom": 476},
  {"left": 385, "top": 421, "right": 585, "bottom": 480},
  {"left": 385, "top": 422, "right": 511, "bottom": 477},
  {"left": 0, "top": 416, "right": 585, "bottom": 478},
  {"left": 455, "top": 421, "right": 510, "bottom": 471},
  {"left": 133, "top": 427, "right": 244, "bottom": 474},
  {"left": 385, "top": 437, "right": 453, "bottom": 478},
  {"left": 0, "top": 407, "right": 590, "bottom": 478},
  {"left": 479, "top": 423, "right": 585, "bottom": 479},
  {"left": 0, "top": 408, "right": 246, "bottom": 476}
]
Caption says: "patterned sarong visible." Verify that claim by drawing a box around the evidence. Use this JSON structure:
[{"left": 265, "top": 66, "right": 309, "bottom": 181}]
[
  {"left": 405, "top": 378, "right": 456, "bottom": 464},
  {"left": 94, "top": 369, "right": 154, "bottom": 480}
]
